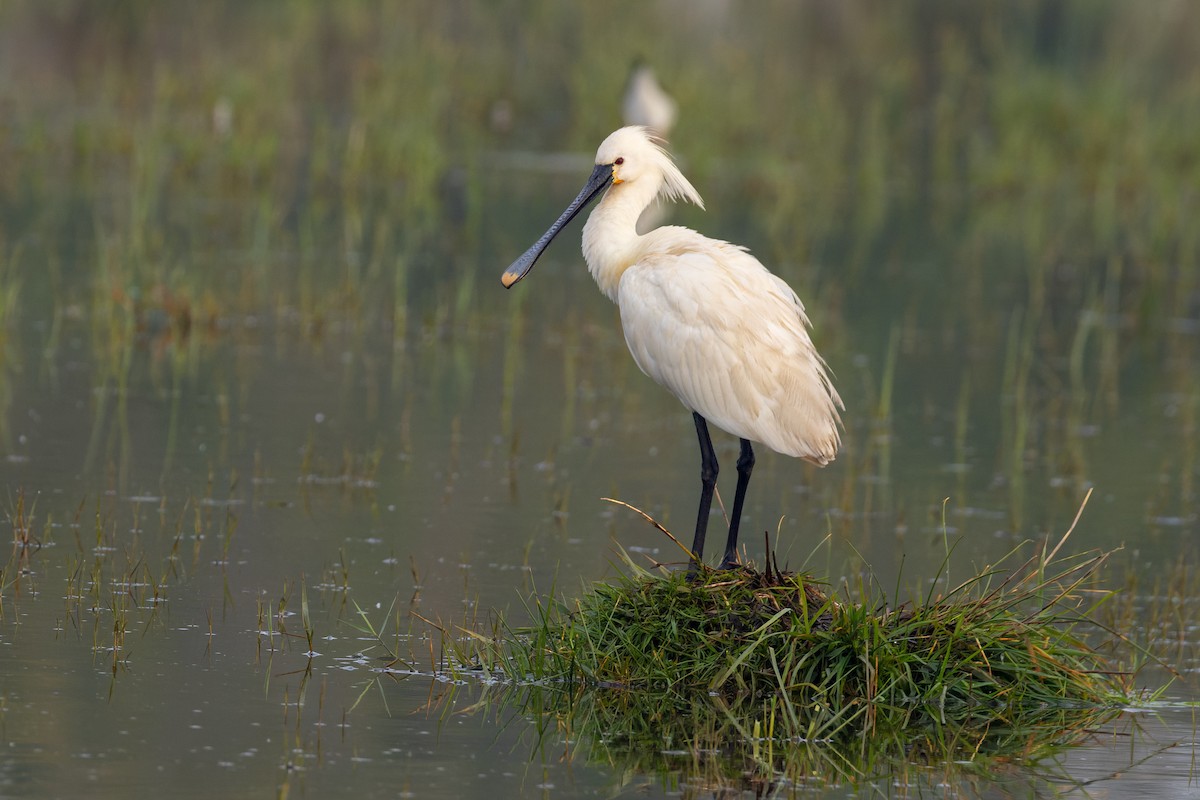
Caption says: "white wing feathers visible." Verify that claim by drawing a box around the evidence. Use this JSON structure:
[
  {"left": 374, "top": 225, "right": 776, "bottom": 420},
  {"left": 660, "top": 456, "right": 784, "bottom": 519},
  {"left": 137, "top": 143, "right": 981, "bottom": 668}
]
[{"left": 617, "top": 234, "right": 842, "bottom": 464}]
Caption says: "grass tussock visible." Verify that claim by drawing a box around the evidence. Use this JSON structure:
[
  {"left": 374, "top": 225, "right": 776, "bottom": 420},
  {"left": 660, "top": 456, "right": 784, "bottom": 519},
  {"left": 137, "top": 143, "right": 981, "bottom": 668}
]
[
  {"left": 490, "top": 530, "right": 1135, "bottom": 736},
  {"left": 412, "top": 509, "right": 1153, "bottom": 793}
]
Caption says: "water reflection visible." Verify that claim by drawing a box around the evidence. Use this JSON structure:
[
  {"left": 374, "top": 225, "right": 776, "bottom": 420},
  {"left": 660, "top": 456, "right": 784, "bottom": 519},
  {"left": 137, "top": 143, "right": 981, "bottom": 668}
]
[{"left": 395, "top": 677, "right": 1197, "bottom": 799}]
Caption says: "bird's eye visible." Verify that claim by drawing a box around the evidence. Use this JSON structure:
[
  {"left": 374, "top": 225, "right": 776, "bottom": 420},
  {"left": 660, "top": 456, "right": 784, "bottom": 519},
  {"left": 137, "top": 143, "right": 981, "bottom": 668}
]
[{"left": 615, "top": 157, "right": 625, "bottom": 165}]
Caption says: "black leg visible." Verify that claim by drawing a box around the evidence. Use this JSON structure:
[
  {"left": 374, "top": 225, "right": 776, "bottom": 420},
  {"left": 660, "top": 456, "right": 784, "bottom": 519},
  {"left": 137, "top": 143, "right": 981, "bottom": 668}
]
[
  {"left": 719, "top": 438, "right": 755, "bottom": 569},
  {"left": 688, "top": 412, "right": 719, "bottom": 576}
]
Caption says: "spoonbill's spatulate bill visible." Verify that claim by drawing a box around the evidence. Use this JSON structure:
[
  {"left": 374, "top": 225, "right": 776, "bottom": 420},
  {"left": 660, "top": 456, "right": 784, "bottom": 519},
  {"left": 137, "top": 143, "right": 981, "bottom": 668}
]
[{"left": 502, "top": 126, "right": 843, "bottom": 573}]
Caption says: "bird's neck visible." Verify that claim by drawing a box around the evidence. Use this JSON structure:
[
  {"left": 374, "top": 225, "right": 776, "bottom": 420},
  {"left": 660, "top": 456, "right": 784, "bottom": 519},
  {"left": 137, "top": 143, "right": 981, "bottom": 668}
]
[{"left": 581, "top": 180, "right": 659, "bottom": 302}]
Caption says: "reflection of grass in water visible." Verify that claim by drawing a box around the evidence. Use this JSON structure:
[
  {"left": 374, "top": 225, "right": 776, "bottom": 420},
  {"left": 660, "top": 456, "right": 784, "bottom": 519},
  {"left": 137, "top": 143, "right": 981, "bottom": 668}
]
[
  {"left": 493, "top": 681, "right": 1121, "bottom": 795},
  {"left": 0, "top": 483, "right": 248, "bottom": 680},
  {"left": 1100, "top": 551, "right": 1200, "bottom": 676}
]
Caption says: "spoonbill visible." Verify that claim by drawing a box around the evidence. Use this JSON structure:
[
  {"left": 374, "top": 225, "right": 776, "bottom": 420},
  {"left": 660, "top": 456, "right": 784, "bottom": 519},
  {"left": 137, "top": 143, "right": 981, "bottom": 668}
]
[
  {"left": 621, "top": 61, "right": 675, "bottom": 234},
  {"left": 501, "top": 127, "right": 842, "bottom": 572},
  {"left": 622, "top": 62, "right": 677, "bottom": 137}
]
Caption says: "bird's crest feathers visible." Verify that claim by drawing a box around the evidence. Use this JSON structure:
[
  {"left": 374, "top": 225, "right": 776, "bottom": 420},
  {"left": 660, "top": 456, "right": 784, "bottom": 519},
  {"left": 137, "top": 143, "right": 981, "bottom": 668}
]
[{"left": 597, "top": 126, "right": 705, "bottom": 211}]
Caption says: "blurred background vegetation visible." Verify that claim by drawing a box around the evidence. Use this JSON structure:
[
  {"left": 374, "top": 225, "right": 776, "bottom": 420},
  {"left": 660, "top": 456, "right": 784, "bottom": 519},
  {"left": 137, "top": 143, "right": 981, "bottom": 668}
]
[{"left": 3, "top": 0, "right": 1198, "bottom": 333}]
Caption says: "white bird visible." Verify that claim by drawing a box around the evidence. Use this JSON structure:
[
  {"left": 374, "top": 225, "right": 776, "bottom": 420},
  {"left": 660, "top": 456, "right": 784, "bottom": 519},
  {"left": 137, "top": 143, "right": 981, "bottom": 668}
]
[
  {"left": 622, "top": 62, "right": 677, "bottom": 137},
  {"left": 502, "top": 127, "right": 842, "bottom": 572},
  {"left": 621, "top": 61, "right": 676, "bottom": 234}
]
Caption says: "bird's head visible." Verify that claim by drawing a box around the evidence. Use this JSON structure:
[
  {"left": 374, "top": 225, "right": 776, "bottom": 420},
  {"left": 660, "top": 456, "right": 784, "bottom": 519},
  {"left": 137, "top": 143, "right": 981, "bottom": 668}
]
[
  {"left": 595, "top": 126, "right": 704, "bottom": 210},
  {"left": 500, "top": 127, "right": 703, "bottom": 289}
]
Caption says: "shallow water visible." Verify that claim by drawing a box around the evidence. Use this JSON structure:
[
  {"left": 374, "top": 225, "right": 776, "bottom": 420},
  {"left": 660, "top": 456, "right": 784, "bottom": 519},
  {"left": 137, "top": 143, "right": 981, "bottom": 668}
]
[{"left": 0, "top": 292, "right": 1195, "bottom": 798}]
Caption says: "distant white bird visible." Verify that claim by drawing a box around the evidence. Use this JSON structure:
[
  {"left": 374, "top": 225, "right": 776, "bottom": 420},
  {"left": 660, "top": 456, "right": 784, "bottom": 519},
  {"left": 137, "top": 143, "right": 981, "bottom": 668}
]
[
  {"left": 502, "top": 127, "right": 842, "bottom": 572},
  {"left": 621, "top": 62, "right": 676, "bottom": 234},
  {"left": 622, "top": 62, "right": 677, "bottom": 137}
]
